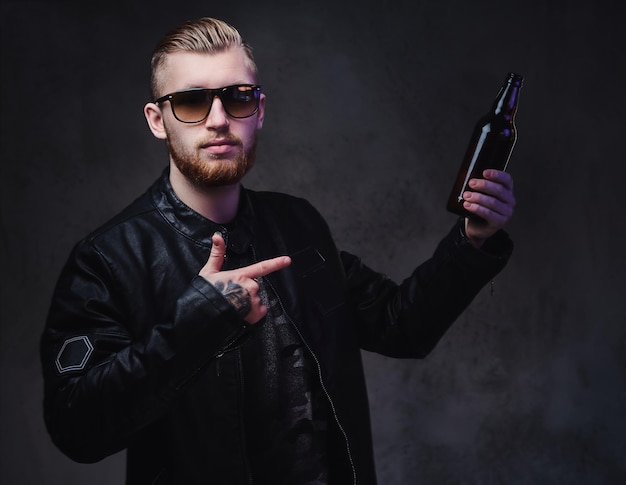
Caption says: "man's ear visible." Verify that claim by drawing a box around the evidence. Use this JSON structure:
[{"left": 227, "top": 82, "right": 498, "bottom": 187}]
[{"left": 144, "top": 102, "right": 168, "bottom": 140}]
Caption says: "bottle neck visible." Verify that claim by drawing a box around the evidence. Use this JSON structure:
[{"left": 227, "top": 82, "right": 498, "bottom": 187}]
[{"left": 493, "top": 73, "right": 523, "bottom": 119}]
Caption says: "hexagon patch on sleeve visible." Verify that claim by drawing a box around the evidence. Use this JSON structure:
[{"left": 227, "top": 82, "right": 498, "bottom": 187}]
[{"left": 55, "top": 335, "right": 94, "bottom": 374}]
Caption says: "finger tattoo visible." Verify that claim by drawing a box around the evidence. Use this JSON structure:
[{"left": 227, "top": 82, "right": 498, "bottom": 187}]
[{"left": 214, "top": 280, "right": 252, "bottom": 318}]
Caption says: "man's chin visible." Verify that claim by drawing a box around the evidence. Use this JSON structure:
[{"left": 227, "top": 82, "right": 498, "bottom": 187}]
[
  {"left": 178, "top": 162, "right": 253, "bottom": 189},
  {"left": 188, "top": 171, "right": 242, "bottom": 188}
]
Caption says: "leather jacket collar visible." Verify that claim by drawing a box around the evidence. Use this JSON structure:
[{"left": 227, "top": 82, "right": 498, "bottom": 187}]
[{"left": 150, "top": 169, "right": 255, "bottom": 256}]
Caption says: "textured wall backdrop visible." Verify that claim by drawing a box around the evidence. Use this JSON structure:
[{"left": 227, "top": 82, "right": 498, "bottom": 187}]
[{"left": 1, "top": 0, "right": 625, "bottom": 483}]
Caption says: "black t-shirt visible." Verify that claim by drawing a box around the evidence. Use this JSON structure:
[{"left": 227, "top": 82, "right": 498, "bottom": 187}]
[{"left": 241, "top": 279, "right": 329, "bottom": 485}]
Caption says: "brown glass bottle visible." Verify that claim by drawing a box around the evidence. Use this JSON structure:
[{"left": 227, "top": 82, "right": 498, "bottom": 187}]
[{"left": 446, "top": 72, "right": 523, "bottom": 218}]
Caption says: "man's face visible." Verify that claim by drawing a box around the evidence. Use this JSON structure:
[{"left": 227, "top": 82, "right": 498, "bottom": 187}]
[{"left": 151, "top": 49, "right": 265, "bottom": 188}]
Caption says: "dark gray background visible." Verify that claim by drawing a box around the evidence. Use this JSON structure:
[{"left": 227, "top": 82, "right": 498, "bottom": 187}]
[{"left": 1, "top": 0, "right": 625, "bottom": 483}]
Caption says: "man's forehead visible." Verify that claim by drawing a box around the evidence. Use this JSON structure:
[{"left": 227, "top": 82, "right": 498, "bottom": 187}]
[{"left": 158, "top": 49, "right": 256, "bottom": 91}]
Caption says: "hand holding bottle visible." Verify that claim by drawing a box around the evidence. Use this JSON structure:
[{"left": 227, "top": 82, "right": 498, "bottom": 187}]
[{"left": 462, "top": 169, "right": 515, "bottom": 248}]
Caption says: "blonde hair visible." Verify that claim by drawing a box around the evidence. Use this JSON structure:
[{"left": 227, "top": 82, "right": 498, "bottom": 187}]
[{"left": 150, "top": 17, "right": 258, "bottom": 100}]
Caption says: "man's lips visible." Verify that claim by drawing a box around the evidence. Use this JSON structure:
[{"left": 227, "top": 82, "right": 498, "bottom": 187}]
[{"left": 200, "top": 139, "right": 239, "bottom": 155}]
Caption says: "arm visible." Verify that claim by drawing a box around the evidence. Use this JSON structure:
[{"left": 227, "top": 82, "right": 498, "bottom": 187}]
[
  {"left": 40, "top": 234, "right": 289, "bottom": 463},
  {"left": 40, "top": 241, "right": 246, "bottom": 462},
  {"left": 344, "top": 223, "right": 512, "bottom": 358}
]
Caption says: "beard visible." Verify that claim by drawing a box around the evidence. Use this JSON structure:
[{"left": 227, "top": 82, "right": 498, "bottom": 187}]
[{"left": 167, "top": 132, "right": 257, "bottom": 189}]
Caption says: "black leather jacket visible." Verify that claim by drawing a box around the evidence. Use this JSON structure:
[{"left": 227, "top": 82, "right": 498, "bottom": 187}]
[{"left": 41, "top": 170, "right": 512, "bottom": 484}]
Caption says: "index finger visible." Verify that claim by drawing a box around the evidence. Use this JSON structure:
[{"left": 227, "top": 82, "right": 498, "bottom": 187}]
[
  {"left": 483, "top": 169, "right": 514, "bottom": 190},
  {"left": 240, "top": 256, "right": 292, "bottom": 279}
]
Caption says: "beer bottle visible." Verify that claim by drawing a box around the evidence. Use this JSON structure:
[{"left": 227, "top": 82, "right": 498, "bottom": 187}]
[{"left": 446, "top": 72, "right": 523, "bottom": 219}]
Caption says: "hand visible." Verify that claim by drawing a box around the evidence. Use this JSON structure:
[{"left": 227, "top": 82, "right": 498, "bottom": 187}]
[
  {"left": 199, "top": 233, "right": 291, "bottom": 324},
  {"left": 462, "top": 169, "right": 516, "bottom": 248}
]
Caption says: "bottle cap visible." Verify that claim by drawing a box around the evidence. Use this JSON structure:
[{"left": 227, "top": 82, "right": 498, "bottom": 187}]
[{"left": 507, "top": 72, "right": 524, "bottom": 86}]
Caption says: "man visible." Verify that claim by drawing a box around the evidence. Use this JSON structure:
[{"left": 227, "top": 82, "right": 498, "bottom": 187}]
[{"left": 41, "top": 17, "right": 515, "bottom": 485}]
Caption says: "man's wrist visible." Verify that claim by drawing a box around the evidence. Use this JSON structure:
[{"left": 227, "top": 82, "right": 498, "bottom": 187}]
[{"left": 461, "top": 219, "right": 486, "bottom": 249}]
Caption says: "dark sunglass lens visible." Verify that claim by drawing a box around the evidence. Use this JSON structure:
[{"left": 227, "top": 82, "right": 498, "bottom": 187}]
[
  {"left": 172, "top": 90, "right": 210, "bottom": 122},
  {"left": 223, "top": 86, "right": 259, "bottom": 118}
]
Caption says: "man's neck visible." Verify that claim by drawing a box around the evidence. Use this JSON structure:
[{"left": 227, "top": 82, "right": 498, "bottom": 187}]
[{"left": 169, "top": 162, "right": 240, "bottom": 224}]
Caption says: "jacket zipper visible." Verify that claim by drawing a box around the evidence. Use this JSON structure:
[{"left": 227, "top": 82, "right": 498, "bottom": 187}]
[
  {"left": 173, "top": 324, "right": 246, "bottom": 392},
  {"left": 235, "top": 348, "right": 254, "bottom": 485},
  {"left": 262, "top": 275, "right": 358, "bottom": 485},
  {"left": 220, "top": 241, "right": 253, "bottom": 482},
  {"left": 214, "top": 347, "right": 254, "bottom": 483}
]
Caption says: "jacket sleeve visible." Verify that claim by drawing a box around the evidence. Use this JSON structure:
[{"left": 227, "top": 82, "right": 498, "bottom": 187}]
[
  {"left": 342, "top": 220, "right": 513, "bottom": 358},
  {"left": 40, "top": 240, "right": 248, "bottom": 463}
]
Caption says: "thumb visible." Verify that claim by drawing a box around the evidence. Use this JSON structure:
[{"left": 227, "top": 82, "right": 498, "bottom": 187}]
[{"left": 203, "top": 232, "right": 226, "bottom": 275}]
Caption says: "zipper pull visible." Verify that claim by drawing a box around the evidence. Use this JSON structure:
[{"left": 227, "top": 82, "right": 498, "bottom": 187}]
[{"left": 215, "top": 351, "right": 224, "bottom": 377}]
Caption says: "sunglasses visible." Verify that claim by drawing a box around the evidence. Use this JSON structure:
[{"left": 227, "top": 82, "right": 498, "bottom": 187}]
[{"left": 155, "top": 84, "right": 262, "bottom": 123}]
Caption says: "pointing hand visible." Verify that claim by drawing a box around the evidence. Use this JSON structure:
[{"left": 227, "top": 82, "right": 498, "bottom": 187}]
[{"left": 199, "top": 233, "right": 291, "bottom": 324}]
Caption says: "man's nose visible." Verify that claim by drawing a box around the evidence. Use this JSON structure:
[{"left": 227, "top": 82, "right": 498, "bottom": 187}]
[{"left": 204, "top": 96, "right": 229, "bottom": 128}]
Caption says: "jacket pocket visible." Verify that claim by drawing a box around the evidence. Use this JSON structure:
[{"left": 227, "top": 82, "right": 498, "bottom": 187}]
[{"left": 291, "top": 246, "right": 345, "bottom": 315}]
